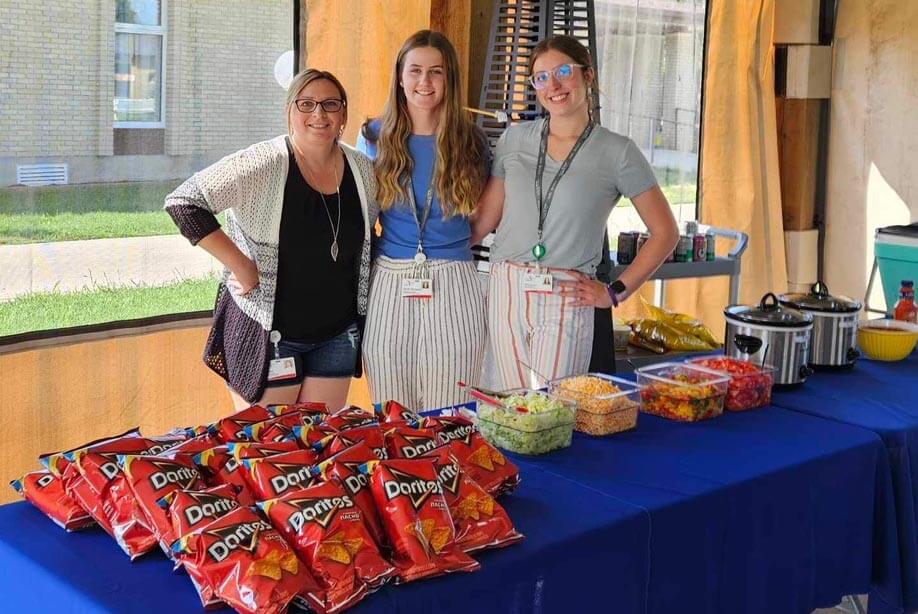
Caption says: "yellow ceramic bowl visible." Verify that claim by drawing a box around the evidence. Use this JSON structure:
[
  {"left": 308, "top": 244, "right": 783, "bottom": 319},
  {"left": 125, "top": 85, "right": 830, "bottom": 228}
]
[{"left": 857, "top": 319, "right": 918, "bottom": 361}]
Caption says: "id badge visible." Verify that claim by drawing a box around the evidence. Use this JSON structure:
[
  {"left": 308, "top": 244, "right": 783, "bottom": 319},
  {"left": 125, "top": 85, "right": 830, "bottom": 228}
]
[
  {"left": 522, "top": 271, "right": 553, "bottom": 293},
  {"left": 401, "top": 277, "right": 434, "bottom": 299},
  {"left": 267, "top": 357, "right": 297, "bottom": 382}
]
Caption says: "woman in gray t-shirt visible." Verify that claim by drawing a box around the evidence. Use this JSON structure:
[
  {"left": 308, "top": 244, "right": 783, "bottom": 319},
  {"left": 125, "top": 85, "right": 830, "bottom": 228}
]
[{"left": 471, "top": 35, "right": 679, "bottom": 390}]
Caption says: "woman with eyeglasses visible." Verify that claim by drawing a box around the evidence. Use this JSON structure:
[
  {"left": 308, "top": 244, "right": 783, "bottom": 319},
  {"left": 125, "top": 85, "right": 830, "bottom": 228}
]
[
  {"left": 165, "top": 69, "right": 378, "bottom": 410},
  {"left": 356, "top": 30, "right": 491, "bottom": 410},
  {"left": 471, "top": 35, "right": 679, "bottom": 389}
]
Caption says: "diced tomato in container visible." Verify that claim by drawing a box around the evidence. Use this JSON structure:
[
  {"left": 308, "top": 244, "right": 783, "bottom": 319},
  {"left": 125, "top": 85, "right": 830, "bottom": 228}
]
[{"left": 687, "top": 357, "right": 776, "bottom": 411}]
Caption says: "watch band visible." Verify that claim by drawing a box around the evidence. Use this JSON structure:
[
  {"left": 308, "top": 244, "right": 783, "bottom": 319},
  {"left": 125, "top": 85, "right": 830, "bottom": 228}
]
[{"left": 607, "top": 279, "right": 626, "bottom": 308}]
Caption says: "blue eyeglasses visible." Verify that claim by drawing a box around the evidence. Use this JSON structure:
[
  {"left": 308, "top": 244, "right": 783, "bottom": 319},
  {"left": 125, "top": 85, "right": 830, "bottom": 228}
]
[{"left": 529, "top": 63, "right": 585, "bottom": 89}]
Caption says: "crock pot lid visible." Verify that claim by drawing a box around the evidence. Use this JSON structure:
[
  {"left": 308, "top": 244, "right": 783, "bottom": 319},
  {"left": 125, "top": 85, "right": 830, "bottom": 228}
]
[
  {"left": 724, "top": 292, "right": 814, "bottom": 327},
  {"left": 779, "top": 281, "right": 862, "bottom": 313}
]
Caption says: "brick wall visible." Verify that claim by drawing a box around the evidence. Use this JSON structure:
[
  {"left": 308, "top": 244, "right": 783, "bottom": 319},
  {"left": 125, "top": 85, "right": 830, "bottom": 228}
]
[{"left": 0, "top": 0, "right": 290, "bottom": 180}]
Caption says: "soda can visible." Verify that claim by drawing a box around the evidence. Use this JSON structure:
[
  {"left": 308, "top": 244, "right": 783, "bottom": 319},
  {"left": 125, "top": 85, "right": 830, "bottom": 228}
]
[
  {"left": 616, "top": 232, "right": 637, "bottom": 264},
  {"left": 675, "top": 235, "right": 692, "bottom": 262},
  {"left": 693, "top": 234, "right": 706, "bottom": 262},
  {"left": 705, "top": 233, "right": 716, "bottom": 261}
]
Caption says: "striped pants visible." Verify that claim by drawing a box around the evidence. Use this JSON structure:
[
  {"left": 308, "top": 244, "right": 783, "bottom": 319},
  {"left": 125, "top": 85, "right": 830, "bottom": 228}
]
[
  {"left": 488, "top": 261, "right": 594, "bottom": 390},
  {"left": 363, "top": 256, "right": 487, "bottom": 410}
]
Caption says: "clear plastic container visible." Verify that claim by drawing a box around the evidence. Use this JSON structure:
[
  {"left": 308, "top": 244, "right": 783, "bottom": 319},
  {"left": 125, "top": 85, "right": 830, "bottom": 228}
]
[
  {"left": 686, "top": 357, "right": 776, "bottom": 411},
  {"left": 476, "top": 389, "right": 575, "bottom": 455},
  {"left": 635, "top": 362, "right": 730, "bottom": 422},
  {"left": 548, "top": 373, "right": 640, "bottom": 436}
]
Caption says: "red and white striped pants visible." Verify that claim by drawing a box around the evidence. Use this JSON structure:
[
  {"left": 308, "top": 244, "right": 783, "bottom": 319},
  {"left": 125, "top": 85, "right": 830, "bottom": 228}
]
[{"left": 487, "top": 261, "right": 594, "bottom": 390}]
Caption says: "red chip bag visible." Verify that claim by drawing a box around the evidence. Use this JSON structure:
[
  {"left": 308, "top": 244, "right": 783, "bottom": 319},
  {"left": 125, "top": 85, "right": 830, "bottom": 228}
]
[
  {"left": 164, "top": 483, "right": 240, "bottom": 541},
  {"left": 365, "top": 458, "right": 479, "bottom": 583},
  {"left": 228, "top": 440, "right": 300, "bottom": 462},
  {"left": 119, "top": 454, "right": 203, "bottom": 556},
  {"left": 292, "top": 425, "right": 339, "bottom": 453},
  {"left": 11, "top": 470, "right": 95, "bottom": 531},
  {"left": 260, "top": 481, "right": 395, "bottom": 613},
  {"left": 162, "top": 484, "right": 241, "bottom": 608},
  {"left": 193, "top": 446, "right": 256, "bottom": 505},
  {"left": 267, "top": 401, "right": 329, "bottom": 419},
  {"left": 384, "top": 425, "right": 440, "bottom": 460},
  {"left": 325, "top": 425, "right": 388, "bottom": 461},
  {"left": 323, "top": 407, "right": 378, "bottom": 432},
  {"left": 173, "top": 506, "right": 319, "bottom": 614},
  {"left": 313, "top": 443, "right": 386, "bottom": 549},
  {"left": 423, "top": 446, "right": 524, "bottom": 553},
  {"left": 161, "top": 433, "right": 221, "bottom": 463},
  {"left": 211, "top": 405, "right": 273, "bottom": 442},
  {"left": 375, "top": 400, "right": 420, "bottom": 424},
  {"left": 243, "top": 449, "right": 320, "bottom": 501},
  {"left": 444, "top": 429, "right": 521, "bottom": 497},
  {"left": 244, "top": 412, "right": 306, "bottom": 443},
  {"left": 74, "top": 434, "right": 186, "bottom": 558}
]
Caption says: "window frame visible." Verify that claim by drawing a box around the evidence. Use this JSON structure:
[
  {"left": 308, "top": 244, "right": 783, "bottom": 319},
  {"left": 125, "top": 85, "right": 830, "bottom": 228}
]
[{"left": 113, "top": 1, "right": 167, "bottom": 129}]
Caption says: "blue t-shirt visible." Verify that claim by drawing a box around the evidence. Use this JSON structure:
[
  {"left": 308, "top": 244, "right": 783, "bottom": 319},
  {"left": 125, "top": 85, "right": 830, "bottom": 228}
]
[{"left": 356, "top": 120, "right": 472, "bottom": 261}]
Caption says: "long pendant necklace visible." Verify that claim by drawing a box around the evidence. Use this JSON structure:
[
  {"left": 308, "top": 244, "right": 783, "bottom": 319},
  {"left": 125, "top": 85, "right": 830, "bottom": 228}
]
[{"left": 296, "top": 147, "right": 342, "bottom": 262}]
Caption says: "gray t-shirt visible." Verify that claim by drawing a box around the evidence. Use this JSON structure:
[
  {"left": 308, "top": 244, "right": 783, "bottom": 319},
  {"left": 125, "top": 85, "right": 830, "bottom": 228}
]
[{"left": 490, "top": 118, "right": 657, "bottom": 274}]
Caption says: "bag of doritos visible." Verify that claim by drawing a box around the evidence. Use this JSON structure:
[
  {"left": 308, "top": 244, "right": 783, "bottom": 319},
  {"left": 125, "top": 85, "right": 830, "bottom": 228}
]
[
  {"left": 260, "top": 481, "right": 395, "bottom": 614},
  {"left": 384, "top": 425, "right": 440, "bottom": 460},
  {"left": 73, "top": 433, "right": 186, "bottom": 558},
  {"left": 10, "top": 470, "right": 95, "bottom": 531},
  {"left": 160, "top": 484, "right": 241, "bottom": 608},
  {"left": 374, "top": 400, "right": 419, "bottom": 424},
  {"left": 440, "top": 424, "right": 521, "bottom": 497},
  {"left": 161, "top": 433, "right": 221, "bottom": 463},
  {"left": 193, "top": 446, "right": 256, "bottom": 505},
  {"left": 324, "top": 425, "right": 387, "bottom": 461},
  {"left": 291, "top": 425, "right": 339, "bottom": 454},
  {"left": 242, "top": 449, "right": 320, "bottom": 501},
  {"left": 363, "top": 458, "right": 479, "bottom": 583},
  {"left": 173, "top": 506, "right": 319, "bottom": 614},
  {"left": 228, "top": 440, "right": 300, "bottom": 462},
  {"left": 118, "top": 454, "right": 203, "bottom": 556},
  {"left": 423, "top": 446, "right": 524, "bottom": 553},
  {"left": 267, "top": 401, "right": 328, "bottom": 420},
  {"left": 211, "top": 405, "right": 273, "bottom": 442},
  {"left": 323, "top": 407, "right": 378, "bottom": 432},
  {"left": 244, "top": 412, "right": 307, "bottom": 443},
  {"left": 312, "top": 442, "right": 386, "bottom": 549}
]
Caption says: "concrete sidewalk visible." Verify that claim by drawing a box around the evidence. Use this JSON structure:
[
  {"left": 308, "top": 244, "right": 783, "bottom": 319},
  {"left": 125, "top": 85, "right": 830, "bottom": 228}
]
[{"left": 0, "top": 235, "right": 221, "bottom": 301}]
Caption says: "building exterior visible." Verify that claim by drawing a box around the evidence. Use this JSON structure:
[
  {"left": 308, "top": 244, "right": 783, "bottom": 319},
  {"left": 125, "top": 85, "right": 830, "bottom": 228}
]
[{"left": 0, "top": 0, "right": 292, "bottom": 186}]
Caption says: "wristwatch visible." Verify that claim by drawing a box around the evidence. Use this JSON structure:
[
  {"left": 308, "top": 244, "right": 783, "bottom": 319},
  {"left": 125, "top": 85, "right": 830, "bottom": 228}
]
[{"left": 607, "top": 279, "right": 626, "bottom": 308}]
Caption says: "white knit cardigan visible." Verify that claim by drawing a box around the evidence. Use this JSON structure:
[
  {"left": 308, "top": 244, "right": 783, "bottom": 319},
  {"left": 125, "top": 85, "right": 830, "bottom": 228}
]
[{"left": 166, "top": 135, "right": 379, "bottom": 331}]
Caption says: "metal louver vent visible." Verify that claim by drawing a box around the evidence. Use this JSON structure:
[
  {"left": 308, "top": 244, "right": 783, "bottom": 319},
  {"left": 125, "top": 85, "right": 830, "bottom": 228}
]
[{"left": 16, "top": 163, "right": 69, "bottom": 186}]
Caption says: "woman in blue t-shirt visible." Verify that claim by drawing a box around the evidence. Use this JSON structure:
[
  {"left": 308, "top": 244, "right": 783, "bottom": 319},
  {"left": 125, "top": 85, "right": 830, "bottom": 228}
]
[{"left": 357, "top": 30, "right": 490, "bottom": 410}]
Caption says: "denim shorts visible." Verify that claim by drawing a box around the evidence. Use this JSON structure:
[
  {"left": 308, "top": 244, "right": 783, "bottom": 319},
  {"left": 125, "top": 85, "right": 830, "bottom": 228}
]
[{"left": 264, "top": 322, "right": 360, "bottom": 386}]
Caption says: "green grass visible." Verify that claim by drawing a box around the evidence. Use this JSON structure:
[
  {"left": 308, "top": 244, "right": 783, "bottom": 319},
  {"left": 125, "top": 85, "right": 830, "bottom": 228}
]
[
  {"left": 0, "top": 181, "right": 180, "bottom": 215},
  {"left": 0, "top": 276, "right": 219, "bottom": 338},
  {"left": 0, "top": 211, "right": 183, "bottom": 244}
]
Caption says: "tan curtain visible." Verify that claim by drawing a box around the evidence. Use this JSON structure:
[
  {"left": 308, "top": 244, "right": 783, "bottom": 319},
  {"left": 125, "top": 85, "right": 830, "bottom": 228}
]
[
  {"left": 303, "top": 1, "right": 433, "bottom": 146},
  {"left": 661, "top": 0, "right": 787, "bottom": 340}
]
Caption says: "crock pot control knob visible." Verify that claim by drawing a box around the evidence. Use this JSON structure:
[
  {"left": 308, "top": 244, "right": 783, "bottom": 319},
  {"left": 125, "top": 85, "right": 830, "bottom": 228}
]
[
  {"left": 799, "top": 364, "right": 815, "bottom": 379},
  {"left": 734, "top": 334, "right": 763, "bottom": 355},
  {"left": 847, "top": 347, "right": 861, "bottom": 362}
]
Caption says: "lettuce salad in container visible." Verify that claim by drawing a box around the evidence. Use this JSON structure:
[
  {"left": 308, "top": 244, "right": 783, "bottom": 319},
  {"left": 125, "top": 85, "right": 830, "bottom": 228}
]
[{"left": 475, "top": 389, "right": 576, "bottom": 455}]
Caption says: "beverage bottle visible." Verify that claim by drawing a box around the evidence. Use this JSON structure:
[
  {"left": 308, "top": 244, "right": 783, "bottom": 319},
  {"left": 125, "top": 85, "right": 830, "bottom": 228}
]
[{"left": 894, "top": 280, "right": 917, "bottom": 323}]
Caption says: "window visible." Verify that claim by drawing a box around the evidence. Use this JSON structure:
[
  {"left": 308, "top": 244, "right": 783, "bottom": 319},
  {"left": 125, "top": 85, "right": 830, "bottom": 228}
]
[
  {"left": 1, "top": 1, "right": 294, "bottom": 340},
  {"left": 114, "top": 0, "right": 165, "bottom": 127},
  {"left": 596, "top": 0, "right": 707, "bottom": 239}
]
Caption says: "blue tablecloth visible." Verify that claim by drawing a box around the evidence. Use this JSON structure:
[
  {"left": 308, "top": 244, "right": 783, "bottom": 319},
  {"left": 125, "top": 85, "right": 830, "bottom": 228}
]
[
  {"left": 773, "top": 352, "right": 918, "bottom": 614},
  {"left": 0, "top": 406, "right": 885, "bottom": 613},
  {"left": 0, "top": 469, "right": 650, "bottom": 614}
]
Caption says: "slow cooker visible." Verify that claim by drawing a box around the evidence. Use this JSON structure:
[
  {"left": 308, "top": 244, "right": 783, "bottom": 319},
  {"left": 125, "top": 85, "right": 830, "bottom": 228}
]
[{"left": 779, "top": 281, "right": 862, "bottom": 369}]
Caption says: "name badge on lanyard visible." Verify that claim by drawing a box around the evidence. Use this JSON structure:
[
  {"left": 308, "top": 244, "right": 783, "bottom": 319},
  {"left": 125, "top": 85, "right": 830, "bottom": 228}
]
[
  {"left": 266, "top": 331, "right": 298, "bottom": 382},
  {"left": 522, "top": 271, "right": 553, "bottom": 294},
  {"left": 401, "top": 277, "right": 434, "bottom": 298}
]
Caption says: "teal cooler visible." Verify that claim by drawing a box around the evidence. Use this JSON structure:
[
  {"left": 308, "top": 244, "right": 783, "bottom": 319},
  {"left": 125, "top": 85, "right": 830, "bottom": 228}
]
[{"left": 876, "top": 223, "right": 918, "bottom": 310}]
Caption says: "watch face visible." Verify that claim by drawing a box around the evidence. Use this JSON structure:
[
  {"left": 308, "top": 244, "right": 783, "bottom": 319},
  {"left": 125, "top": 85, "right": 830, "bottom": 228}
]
[{"left": 610, "top": 280, "right": 626, "bottom": 294}]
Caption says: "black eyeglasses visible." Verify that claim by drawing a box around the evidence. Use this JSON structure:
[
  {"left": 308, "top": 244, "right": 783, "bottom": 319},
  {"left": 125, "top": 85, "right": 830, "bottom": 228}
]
[{"left": 294, "top": 98, "right": 345, "bottom": 113}]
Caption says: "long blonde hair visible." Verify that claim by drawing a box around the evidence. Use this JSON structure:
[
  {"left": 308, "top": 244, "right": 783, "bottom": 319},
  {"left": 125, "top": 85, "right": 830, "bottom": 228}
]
[{"left": 366, "top": 30, "right": 487, "bottom": 216}]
